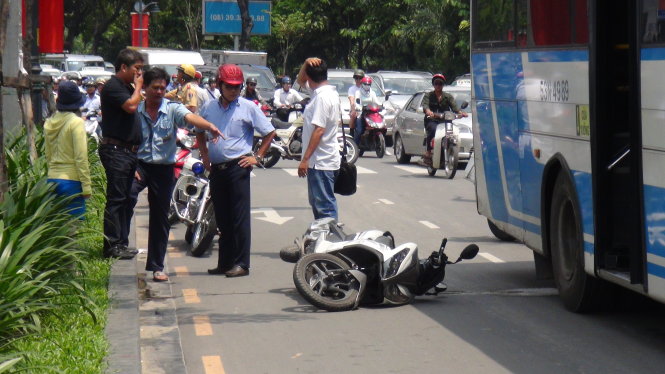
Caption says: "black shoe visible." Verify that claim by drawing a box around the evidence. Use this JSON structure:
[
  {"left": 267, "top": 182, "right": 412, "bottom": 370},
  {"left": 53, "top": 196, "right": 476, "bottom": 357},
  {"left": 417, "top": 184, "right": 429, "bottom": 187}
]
[
  {"left": 225, "top": 265, "right": 249, "bottom": 277},
  {"left": 104, "top": 245, "right": 136, "bottom": 260},
  {"left": 208, "top": 266, "right": 232, "bottom": 275}
]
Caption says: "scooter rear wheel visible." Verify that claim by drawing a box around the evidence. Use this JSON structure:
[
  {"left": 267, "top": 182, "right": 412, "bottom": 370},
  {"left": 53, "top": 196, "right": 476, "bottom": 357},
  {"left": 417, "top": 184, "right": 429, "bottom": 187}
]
[{"left": 293, "top": 253, "right": 359, "bottom": 312}]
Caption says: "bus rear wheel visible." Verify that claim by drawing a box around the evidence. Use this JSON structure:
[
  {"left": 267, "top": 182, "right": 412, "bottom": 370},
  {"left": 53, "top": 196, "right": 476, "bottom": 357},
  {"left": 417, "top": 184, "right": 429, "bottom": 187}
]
[{"left": 550, "top": 171, "right": 598, "bottom": 312}]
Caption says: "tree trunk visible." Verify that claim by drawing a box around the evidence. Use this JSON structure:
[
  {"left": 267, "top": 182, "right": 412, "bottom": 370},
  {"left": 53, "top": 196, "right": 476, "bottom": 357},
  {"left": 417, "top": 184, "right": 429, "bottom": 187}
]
[
  {"left": 0, "top": 0, "right": 10, "bottom": 202},
  {"left": 237, "top": 0, "right": 253, "bottom": 51},
  {"left": 22, "top": 0, "right": 37, "bottom": 162}
]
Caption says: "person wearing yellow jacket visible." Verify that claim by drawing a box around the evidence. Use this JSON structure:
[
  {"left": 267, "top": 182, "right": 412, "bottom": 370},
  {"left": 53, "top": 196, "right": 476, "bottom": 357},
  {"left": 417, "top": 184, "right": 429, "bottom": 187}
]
[{"left": 44, "top": 81, "right": 92, "bottom": 217}]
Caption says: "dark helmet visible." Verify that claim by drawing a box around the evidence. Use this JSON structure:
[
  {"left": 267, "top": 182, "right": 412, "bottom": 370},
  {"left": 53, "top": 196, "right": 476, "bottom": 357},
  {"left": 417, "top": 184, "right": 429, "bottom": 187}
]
[
  {"left": 281, "top": 76, "right": 291, "bottom": 84},
  {"left": 353, "top": 69, "right": 365, "bottom": 79},
  {"left": 246, "top": 77, "right": 257, "bottom": 85},
  {"left": 432, "top": 74, "right": 446, "bottom": 85}
]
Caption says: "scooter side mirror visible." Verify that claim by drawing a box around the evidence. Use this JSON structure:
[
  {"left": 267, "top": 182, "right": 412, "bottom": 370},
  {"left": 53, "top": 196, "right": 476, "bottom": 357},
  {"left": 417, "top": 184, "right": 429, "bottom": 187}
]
[
  {"left": 457, "top": 244, "right": 479, "bottom": 262},
  {"left": 384, "top": 90, "right": 392, "bottom": 100},
  {"left": 461, "top": 101, "right": 469, "bottom": 110}
]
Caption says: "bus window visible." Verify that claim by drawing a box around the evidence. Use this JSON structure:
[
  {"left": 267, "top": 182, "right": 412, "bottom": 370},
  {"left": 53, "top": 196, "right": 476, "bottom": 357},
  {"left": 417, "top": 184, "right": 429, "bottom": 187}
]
[
  {"left": 473, "top": 0, "right": 516, "bottom": 48},
  {"left": 642, "top": 0, "right": 664, "bottom": 44},
  {"left": 530, "top": 0, "right": 572, "bottom": 45}
]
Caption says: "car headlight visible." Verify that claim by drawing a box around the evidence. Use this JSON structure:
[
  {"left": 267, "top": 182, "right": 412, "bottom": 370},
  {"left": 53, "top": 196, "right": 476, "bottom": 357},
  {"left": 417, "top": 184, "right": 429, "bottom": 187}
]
[{"left": 385, "top": 248, "right": 409, "bottom": 278}]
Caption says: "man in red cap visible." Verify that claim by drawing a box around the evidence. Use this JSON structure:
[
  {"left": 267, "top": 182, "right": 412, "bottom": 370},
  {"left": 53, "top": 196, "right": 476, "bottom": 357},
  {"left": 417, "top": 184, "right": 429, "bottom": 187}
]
[{"left": 195, "top": 64, "right": 275, "bottom": 277}]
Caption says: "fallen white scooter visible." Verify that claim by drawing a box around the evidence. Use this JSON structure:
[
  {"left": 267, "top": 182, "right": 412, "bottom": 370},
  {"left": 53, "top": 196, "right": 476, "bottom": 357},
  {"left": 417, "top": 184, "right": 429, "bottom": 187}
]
[{"left": 281, "top": 218, "right": 479, "bottom": 312}]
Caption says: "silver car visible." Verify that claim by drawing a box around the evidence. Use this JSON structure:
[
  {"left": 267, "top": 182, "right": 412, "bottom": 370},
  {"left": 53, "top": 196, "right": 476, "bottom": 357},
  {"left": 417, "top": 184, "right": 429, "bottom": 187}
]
[{"left": 392, "top": 86, "right": 473, "bottom": 164}]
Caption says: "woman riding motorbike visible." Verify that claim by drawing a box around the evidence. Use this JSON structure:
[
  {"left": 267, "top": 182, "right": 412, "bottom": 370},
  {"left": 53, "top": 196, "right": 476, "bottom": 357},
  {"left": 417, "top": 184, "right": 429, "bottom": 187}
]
[
  {"left": 353, "top": 76, "right": 381, "bottom": 145},
  {"left": 422, "top": 74, "right": 467, "bottom": 166}
]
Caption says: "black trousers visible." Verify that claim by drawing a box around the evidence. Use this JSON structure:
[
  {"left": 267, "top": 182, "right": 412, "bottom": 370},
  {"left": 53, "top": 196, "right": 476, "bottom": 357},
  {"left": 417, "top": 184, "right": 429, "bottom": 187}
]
[
  {"left": 99, "top": 144, "right": 137, "bottom": 250},
  {"left": 127, "top": 161, "right": 175, "bottom": 272},
  {"left": 425, "top": 120, "right": 440, "bottom": 152},
  {"left": 209, "top": 163, "right": 251, "bottom": 270}
]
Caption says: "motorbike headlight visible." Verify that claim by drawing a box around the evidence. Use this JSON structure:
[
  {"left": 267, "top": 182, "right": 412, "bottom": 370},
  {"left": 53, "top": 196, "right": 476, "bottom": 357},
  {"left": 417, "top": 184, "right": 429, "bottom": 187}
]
[
  {"left": 385, "top": 248, "right": 410, "bottom": 278},
  {"left": 192, "top": 162, "right": 205, "bottom": 175},
  {"left": 367, "top": 119, "right": 380, "bottom": 128}
]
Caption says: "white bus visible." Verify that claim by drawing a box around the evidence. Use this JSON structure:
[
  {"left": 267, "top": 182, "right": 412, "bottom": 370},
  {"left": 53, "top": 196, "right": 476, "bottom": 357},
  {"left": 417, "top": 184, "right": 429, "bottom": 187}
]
[{"left": 471, "top": 0, "right": 665, "bottom": 311}]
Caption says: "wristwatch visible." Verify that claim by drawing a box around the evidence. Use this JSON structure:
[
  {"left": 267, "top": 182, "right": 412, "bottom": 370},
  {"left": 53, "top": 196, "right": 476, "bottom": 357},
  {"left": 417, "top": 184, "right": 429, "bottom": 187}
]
[{"left": 254, "top": 153, "right": 264, "bottom": 164}]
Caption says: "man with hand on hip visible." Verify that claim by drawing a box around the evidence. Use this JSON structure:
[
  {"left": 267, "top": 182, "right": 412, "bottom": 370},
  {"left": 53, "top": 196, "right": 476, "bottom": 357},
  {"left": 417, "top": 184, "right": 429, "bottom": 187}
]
[
  {"left": 296, "top": 58, "right": 341, "bottom": 220},
  {"left": 196, "top": 64, "right": 275, "bottom": 277}
]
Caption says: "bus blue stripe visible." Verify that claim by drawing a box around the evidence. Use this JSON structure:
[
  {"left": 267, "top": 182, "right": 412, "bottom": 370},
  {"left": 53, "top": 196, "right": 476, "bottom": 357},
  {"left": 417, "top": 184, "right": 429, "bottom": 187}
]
[
  {"left": 647, "top": 262, "right": 665, "bottom": 279},
  {"left": 644, "top": 184, "right": 665, "bottom": 258},
  {"left": 641, "top": 47, "right": 665, "bottom": 61},
  {"left": 527, "top": 50, "right": 588, "bottom": 62}
]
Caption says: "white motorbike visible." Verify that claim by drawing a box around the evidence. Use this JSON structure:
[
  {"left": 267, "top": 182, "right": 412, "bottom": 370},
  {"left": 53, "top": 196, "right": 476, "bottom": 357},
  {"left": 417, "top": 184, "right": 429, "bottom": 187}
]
[
  {"left": 254, "top": 116, "right": 360, "bottom": 168},
  {"left": 83, "top": 110, "right": 102, "bottom": 143},
  {"left": 427, "top": 111, "right": 461, "bottom": 179},
  {"left": 281, "top": 218, "right": 479, "bottom": 312},
  {"left": 170, "top": 157, "right": 217, "bottom": 257}
]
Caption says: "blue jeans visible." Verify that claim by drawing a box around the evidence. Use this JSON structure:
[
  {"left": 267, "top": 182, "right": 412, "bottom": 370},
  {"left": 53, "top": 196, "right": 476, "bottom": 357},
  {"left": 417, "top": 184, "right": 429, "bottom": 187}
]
[
  {"left": 307, "top": 168, "right": 339, "bottom": 220},
  {"left": 354, "top": 116, "right": 364, "bottom": 145},
  {"left": 47, "top": 179, "right": 86, "bottom": 218}
]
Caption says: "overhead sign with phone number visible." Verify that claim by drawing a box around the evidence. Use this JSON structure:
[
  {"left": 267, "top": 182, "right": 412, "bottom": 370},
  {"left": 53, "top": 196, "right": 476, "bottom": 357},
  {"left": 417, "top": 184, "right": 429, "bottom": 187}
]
[{"left": 203, "top": 0, "right": 271, "bottom": 35}]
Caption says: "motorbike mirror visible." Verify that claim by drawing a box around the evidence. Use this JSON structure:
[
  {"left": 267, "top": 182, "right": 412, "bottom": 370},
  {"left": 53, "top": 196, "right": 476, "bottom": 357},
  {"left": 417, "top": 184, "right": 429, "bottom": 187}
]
[
  {"left": 461, "top": 101, "right": 469, "bottom": 109},
  {"left": 457, "top": 244, "right": 479, "bottom": 262},
  {"left": 385, "top": 90, "right": 392, "bottom": 98}
]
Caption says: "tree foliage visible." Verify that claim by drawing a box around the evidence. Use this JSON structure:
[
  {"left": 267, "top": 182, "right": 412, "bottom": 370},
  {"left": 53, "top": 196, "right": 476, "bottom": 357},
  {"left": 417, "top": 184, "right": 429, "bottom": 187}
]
[{"left": 62, "top": 0, "right": 470, "bottom": 79}]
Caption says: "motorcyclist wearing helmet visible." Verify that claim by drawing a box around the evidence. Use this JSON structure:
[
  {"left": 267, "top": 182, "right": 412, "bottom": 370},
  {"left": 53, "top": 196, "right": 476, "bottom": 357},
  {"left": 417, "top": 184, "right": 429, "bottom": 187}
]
[
  {"left": 422, "top": 74, "right": 467, "bottom": 165},
  {"left": 82, "top": 80, "right": 101, "bottom": 114},
  {"left": 242, "top": 76, "right": 265, "bottom": 104},
  {"left": 95, "top": 78, "right": 107, "bottom": 94},
  {"left": 353, "top": 76, "right": 381, "bottom": 145},
  {"left": 195, "top": 64, "right": 276, "bottom": 278},
  {"left": 165, "top": 63, "right": 199, "bottom": 113},
  {"left": 273, "top": 76, "right": 304, "bottom": 121},
  {"left": 348, "top": 69, "right": 365, "bottom": 134}
]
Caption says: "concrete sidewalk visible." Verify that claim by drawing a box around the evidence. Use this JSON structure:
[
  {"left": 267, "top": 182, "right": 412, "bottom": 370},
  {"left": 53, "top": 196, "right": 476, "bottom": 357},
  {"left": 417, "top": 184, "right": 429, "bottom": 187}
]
[{"left": 105, "top": 192, "right": 186, "bottom": 374}]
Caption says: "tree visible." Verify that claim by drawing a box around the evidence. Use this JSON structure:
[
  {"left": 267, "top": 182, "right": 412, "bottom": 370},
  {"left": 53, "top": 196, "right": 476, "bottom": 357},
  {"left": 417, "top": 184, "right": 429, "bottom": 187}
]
[
  {"left": 237, "top": 0, "right": 253, "bottom": 50},
  {"left": 271, "top": 10, "right": 322, "bottom": 75}
]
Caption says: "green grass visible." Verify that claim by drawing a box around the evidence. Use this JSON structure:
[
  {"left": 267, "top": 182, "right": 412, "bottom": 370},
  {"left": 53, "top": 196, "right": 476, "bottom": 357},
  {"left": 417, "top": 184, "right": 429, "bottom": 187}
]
[{"left": 1, "top": 131, "right": 113, "bottom": 373}]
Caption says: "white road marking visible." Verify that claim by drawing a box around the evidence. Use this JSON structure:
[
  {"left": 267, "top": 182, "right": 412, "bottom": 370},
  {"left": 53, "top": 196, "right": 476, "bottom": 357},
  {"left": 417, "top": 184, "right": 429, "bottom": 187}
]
[
  {"left": 356, "top": 166, "right": 377, "bottom": 174},
  {"left": 385, "top": 150, "right": 392, "bottom": 156},
  {"left": 283, "top": 168, "right": 299, "bottom": 176},
  {"left": 478, "top": 252, "right": 505, "bottom": 263},
  {"left": 251, "top": 208, "right": 294, "bottom": 225},
  {"left": 394, "top": 165, "right": 427, "bottom": 174},
  {"left": 377, "top": 199, "right": 394, "bottom": 205},
  {"left": 419, "top": 220, "right": 439, "bottom": 229}
]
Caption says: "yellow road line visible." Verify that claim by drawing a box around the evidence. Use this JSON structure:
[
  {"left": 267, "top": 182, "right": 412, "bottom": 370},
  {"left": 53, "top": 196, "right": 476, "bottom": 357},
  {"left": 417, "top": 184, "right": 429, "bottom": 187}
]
[
  {"left": 173, "top": 266, "right": 189, "bottom": 276},
  {"left": 202, "top": 355, "right": 225, "bottom": 374},
  {"left": 169, "top": 231, "right": 175, "bottom": 241},
  {"left": 168, "top": 252, "right": 184, "bottom": 258},
  {"left": 193, "top": 315, "right": 213, "bottom": 336},
  {"left": 182, "top": 289, "right": 201, "bottom": 303}
]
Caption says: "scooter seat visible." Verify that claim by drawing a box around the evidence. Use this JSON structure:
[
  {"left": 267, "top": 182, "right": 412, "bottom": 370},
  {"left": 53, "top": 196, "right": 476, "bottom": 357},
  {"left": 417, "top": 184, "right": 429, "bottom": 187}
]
[{"left": 271, "top": 118, "right": 291, "bottom": 129}]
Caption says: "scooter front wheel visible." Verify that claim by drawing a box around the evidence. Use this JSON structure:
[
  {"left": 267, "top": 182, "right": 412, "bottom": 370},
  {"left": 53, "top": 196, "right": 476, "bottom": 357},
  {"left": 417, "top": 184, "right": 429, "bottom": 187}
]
[
  {"left": 293, "top": 253, "right": 359, "bottom": 312},
  {"left": 375, "top": 133, "right": 386, "bottom": 158},
  {"left": 442, "top": 143, "right": 459, "bottom": 179}
]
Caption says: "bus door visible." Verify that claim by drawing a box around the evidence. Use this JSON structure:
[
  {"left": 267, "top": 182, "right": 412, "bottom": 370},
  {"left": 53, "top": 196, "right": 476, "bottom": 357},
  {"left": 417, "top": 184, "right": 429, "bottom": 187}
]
[{"left": 590, "top": 0, "right": 646, "bottom": 286}]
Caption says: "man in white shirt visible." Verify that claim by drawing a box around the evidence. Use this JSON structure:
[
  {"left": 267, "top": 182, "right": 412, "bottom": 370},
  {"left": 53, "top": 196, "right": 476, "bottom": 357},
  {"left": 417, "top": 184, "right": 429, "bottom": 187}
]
[
  {"left": 347, "top": 69, "right": 364, "bottom": 134},
  {"left": 273, "top": 76, "right": 304, "bottom": 121},
  {"left": 296, "top": 58, "right": 341, "bottom": 220},
  {"left": 81, "top": 81, "right": 101, "bottom": 113}
]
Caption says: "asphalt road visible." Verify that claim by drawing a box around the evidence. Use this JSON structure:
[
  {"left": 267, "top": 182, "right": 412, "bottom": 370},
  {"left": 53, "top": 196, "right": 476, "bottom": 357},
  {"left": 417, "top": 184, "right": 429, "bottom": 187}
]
[{"left": 145, "top": 152, "right": 665, "bottom": 374}]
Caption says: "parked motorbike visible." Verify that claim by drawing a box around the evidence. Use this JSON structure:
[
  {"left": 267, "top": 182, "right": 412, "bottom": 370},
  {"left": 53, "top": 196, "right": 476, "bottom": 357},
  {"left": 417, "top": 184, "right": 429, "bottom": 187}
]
[
  {"left": 427, "top": 111, "right": 461, "bottom": 179},
  {"left": 280, "top": 218, "right": 479, "bottom": 312},
  {"left": 170, "top": 157, "right": 217, "bottom": 257},
  {"left": 167, "top": 128, "right": 197, "bottom": 225},
  {"left": 357, "top": 103, "right": 388, "bottom": 158},
  {"left": 253, "top": 116, "right": 360, "bottom": 168}
]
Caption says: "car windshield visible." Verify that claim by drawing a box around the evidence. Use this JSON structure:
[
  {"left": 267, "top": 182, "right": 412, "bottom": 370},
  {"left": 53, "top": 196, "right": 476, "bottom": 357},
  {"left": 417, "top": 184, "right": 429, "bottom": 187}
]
[
  {"left": 445, "top": 90, "right": 472, "bottom": 113},
  {"left": 328, "top": 76, "right": 355, "bottom": 94},
  {"left": 66, "top": 60, "right": 104, "bottom": 71},
  {"left": 240, "top": 66, "right": 276, "bottom": 90},
  {"left": 382, "top": 77, "right": 431, "bottom": 95}
]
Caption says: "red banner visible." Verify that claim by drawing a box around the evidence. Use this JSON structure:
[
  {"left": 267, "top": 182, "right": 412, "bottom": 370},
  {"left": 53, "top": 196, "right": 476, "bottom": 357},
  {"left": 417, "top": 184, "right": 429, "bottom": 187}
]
[
  {"left": 38, "top": 0, "right": 64, "bottom": 53},
  {"left": 131, "top": 13, "right": 150, "bottom": 47}
]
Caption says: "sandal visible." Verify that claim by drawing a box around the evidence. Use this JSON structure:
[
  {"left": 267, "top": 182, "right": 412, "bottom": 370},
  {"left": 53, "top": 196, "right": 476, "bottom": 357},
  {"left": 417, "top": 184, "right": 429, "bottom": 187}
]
[{"left": 153, "top": 271, "right": 169, "bottom": 282}]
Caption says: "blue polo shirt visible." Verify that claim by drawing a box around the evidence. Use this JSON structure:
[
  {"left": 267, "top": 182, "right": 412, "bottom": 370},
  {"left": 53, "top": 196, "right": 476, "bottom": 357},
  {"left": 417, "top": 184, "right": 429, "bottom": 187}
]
[
  {"left": 137, "top": 99, "right": 191, "bottom": 164},
  {"left": 198, "top": 97, "right": 274, "bottom": 163}
]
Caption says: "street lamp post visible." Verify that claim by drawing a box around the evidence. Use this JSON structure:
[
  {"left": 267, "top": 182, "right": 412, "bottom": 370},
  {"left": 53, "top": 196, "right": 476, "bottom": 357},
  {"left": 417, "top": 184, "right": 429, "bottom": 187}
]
[{"left": 132, "top": 1, "right": 160, "bottom": 47}]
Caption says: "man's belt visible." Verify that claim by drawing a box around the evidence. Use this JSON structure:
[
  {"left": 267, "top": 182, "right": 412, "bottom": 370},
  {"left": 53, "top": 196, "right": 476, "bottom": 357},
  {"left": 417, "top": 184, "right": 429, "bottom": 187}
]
[
  {"left": 101, "top": 138, "right": 139, "bottom": 153},
  {"left": 211, "top": 153, "right": 253, "bottom": 171}
]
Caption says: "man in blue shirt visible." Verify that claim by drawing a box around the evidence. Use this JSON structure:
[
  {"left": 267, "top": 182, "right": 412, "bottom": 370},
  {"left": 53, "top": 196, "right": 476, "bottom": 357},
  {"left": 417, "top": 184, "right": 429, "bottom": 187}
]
[
  {"left": 127, "top": 67, "right": 222, "bottom": 282},
  {"left": 196, "top": 64, "right": 275, "bottom": 277}
]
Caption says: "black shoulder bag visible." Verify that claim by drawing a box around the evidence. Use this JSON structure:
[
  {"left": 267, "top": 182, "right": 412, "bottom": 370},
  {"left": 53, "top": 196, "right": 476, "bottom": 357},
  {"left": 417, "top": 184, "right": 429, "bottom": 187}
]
[{"left": 334, "top": 112, "right": 357, "bottom": 196}]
